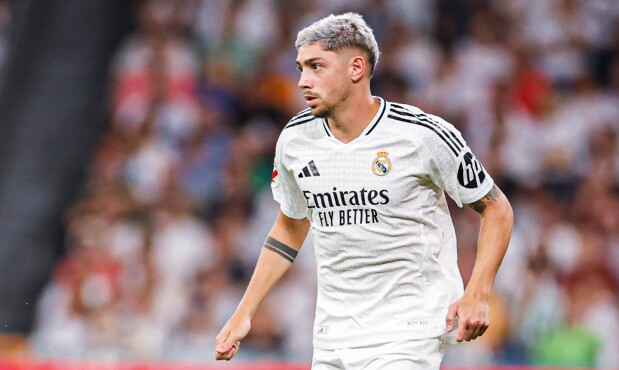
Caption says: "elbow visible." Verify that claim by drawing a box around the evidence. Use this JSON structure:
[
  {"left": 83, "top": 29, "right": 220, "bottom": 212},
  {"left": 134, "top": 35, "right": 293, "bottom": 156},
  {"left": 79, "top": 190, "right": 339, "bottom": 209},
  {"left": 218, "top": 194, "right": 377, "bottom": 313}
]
[
  {"left": 483, "top": 196, "right": 514, "bottom": 232},
  {"left": 495, "top": 197, "right": 514, "bottom": 234},
  {"left": 504, "top": 199, "right": 514, "bottom": 229}
]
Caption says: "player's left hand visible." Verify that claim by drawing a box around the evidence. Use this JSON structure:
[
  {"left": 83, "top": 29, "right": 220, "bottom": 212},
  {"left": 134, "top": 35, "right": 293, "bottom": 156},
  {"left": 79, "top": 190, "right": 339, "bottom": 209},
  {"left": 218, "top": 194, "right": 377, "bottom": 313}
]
[{"left": 445, "top": 295, "right": 489, "bottom": 342}]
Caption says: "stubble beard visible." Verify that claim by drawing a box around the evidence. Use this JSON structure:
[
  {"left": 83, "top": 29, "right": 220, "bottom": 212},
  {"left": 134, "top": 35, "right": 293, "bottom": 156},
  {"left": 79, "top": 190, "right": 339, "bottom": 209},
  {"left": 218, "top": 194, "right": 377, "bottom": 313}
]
[
  {"left": 312, "top": 104, "right": 330, "bottom": 118},
  {"left": 311, "top": 85, "right": 350, "bottom": 119},
  {"left": 309, "top": 94, "right": 332, "bottom": 118}
]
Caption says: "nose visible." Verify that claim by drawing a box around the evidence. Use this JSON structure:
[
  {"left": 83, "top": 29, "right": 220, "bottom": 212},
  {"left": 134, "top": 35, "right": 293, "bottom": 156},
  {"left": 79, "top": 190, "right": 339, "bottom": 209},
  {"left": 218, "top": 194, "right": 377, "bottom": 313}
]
[{"left": 298, "top": 69, "right": 311, "bottom": 89}]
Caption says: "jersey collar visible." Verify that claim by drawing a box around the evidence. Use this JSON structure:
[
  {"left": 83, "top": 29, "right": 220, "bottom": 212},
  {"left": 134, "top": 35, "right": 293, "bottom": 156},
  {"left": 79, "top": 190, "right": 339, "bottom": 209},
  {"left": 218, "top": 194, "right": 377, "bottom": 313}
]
[{"left": 321, "top": 97, "right": 387, "bottom": 140}]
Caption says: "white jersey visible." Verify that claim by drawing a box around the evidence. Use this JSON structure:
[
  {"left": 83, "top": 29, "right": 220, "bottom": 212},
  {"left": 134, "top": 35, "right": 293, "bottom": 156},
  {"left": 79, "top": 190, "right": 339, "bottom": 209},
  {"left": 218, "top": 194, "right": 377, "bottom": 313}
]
[{"left": 271, "top": 97, "right": 494, "bottom": 350}]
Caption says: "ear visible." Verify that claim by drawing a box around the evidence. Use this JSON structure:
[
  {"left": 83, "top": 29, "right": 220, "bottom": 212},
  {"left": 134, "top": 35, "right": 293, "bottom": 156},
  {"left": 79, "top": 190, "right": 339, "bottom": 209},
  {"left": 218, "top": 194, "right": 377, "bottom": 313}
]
[{"left": 350, "top": 56, "right": 366, "bottom": 83}]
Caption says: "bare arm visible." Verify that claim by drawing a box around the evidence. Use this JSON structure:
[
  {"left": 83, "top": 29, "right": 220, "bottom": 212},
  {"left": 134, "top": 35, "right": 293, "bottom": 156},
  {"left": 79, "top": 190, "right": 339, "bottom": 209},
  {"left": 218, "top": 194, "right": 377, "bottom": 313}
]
[
  {"left": 215, "top": 211, "right": 310, "bottom": 360},
  {"left": 446, "top": 184, "right": 514, "bottom": 342}
]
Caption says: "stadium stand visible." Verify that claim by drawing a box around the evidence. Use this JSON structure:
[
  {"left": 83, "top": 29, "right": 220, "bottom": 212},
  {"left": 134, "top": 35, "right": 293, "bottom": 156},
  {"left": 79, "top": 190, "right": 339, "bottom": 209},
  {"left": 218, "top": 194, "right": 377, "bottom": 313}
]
[{"left": 1, "top": 0, "right": 616, "bottom": 368}]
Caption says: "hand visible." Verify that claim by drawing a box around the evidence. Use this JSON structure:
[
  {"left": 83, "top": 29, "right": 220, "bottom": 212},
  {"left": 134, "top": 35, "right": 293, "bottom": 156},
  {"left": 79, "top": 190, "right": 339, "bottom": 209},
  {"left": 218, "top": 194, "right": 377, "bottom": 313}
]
[
  {"left": 445, "top": 295, "right": 490, "bottom": 342},
  {"left": 215, "top": 314, "right": 251, "bottom": 361}
]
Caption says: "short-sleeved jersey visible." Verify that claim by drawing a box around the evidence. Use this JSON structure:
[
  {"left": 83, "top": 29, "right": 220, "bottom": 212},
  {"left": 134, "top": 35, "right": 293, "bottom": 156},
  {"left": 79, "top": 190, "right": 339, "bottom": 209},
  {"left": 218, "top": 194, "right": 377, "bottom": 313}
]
[{"left": 271, "top": 97, "right": 494, "bottom": 349}]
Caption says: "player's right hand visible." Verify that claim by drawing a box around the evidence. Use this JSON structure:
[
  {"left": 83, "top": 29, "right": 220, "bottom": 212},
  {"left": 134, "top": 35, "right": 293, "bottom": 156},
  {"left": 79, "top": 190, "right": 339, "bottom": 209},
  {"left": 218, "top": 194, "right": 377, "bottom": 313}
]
[{"left": 215, "top": 314, "right": 251, "bottom": 361}]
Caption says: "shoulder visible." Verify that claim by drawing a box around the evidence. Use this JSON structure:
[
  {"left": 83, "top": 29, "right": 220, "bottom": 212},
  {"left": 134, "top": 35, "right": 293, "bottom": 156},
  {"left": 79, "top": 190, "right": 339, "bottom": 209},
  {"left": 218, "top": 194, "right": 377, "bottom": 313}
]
[
  {"left": 283, "top": 108, "right": 317, "bottom": 130},
  {"left": 280, "top": 108, "right": 323, "bottom": 138},
  {"left": 386, "top": 102, "right": 465, "bottom": 157},
  {"left": 276, "top": 108, "right": 322, "bottom": 147},
  {"left": 387, "top": 102, "right": 453, "bottom": 132},
  {"left": 386, "top": 102, "right": 436, "bottom": 134}
]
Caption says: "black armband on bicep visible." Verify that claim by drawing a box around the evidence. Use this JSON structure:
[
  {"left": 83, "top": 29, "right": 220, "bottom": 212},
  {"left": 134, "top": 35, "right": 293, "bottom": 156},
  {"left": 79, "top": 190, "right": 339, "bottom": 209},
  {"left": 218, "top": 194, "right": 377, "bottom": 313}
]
[{"left": 263, "top": 236, "right": 299, "bottom": 263}]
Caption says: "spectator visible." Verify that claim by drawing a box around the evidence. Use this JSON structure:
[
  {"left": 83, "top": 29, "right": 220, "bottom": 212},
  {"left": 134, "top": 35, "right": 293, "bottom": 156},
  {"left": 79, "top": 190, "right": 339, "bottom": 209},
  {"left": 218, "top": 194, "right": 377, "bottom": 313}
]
[{"left": 31, "top": 1, "right": 619, "bottom": 367}]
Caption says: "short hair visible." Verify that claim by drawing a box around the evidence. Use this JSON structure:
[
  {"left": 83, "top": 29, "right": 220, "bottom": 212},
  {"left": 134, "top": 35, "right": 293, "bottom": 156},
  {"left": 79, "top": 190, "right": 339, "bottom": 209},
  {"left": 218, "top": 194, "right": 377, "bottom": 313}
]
[{"left": 295, "top": 12, "right": 380, "bottom": 76}]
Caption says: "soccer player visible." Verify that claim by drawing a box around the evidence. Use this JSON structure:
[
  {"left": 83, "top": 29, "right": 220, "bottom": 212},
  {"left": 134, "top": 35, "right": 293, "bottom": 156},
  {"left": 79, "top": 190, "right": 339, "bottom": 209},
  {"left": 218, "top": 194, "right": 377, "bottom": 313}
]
[{"left": 215, "top": 12, "right": 513, "bottom": 369}]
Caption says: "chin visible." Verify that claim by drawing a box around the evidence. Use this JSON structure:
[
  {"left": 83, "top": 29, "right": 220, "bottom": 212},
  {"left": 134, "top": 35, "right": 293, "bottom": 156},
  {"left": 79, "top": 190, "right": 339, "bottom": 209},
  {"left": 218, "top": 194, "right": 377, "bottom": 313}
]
[{"left": 311, "top": 106, "right": 329, "bottom": 118}]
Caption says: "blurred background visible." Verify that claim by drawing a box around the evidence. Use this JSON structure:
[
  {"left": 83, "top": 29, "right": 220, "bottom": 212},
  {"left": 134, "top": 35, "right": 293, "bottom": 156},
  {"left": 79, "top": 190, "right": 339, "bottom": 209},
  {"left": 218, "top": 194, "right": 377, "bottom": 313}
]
[{"left": 0, "top": 0, "right": 617, "bottom": 368}]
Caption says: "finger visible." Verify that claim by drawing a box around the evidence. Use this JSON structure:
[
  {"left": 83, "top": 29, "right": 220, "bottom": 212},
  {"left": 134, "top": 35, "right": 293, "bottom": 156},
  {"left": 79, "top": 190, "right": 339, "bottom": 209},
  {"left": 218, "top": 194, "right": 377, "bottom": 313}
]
[
  {"left": 445, "top": 303, "right": 458, "bottom": 331},
  {"left": 217, "top": 330, "right": 241, "bottom": 354},
  {"left": 470, "top": 322, "right": 484, "bottom": 340},
  {"left": 215, "top": 329, "right": 230, "bottom": 353},
  {"left": 216, "top": 348, "right": 232, "bottom": 361},
  {"left": 456, "top": 315, "right": 468, "bottom": 342},
  {"left": 478, "top": 321, "right": 490, "bottom": 337},
  {"left": 474, "top": 318, "right": 490, "bottom": 338},
  {"left": 470, "top": 325, "right": 481, "bottom": 340},
  {"left": 217, "top": 330, "right": 241, "bottom": 353},
  {"left": 215, "top": 344, "right": 237, "bottom": 360},
  {"left": 221, "top": 341, "right": 241, "bottom": 361},
  {"left": 464, "top": 319, "right": 479, "bottom": 341}
]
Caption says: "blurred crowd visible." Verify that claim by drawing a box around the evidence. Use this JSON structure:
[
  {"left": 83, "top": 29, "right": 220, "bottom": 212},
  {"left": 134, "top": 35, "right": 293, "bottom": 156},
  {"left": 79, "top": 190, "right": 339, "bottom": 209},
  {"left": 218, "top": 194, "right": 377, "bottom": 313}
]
[
  {"left": 0, "top": 0, "right": 10, "bottom": 74},
  {"left": 30, "top": 0, "right": 619, "bottom": 367}
]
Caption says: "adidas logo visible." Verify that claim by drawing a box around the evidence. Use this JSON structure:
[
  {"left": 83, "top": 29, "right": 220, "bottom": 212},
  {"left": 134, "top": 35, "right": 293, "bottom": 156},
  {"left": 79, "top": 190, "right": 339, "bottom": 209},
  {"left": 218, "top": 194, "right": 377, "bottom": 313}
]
[
  {"left": 298, "top": 160, "right": 320, "bottom": 178},
  {"left": 316, "top": 326, "right": 329, "bottom": 334}
]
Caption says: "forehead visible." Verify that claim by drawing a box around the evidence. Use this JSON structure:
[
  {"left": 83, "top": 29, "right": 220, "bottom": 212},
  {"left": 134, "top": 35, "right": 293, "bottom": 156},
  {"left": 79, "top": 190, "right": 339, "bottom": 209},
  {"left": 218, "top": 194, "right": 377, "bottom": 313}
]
[{"left": 296, "top": 42, "right": 338, "bottom": 63}]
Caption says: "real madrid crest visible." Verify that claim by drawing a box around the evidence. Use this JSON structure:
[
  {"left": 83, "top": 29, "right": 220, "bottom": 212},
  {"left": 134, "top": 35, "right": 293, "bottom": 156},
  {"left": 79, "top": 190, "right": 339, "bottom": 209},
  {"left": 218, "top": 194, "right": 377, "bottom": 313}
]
[{"left": 372, "top": 151, "right": 392, "bottom": 176}]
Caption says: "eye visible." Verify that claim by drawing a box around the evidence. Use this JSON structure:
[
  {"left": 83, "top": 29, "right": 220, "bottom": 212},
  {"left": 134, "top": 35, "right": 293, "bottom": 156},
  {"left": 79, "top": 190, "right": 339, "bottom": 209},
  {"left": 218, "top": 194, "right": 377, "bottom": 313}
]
[
  {"left": 296, "top": 65, "right": 302, "bottom": 72},
  {"left": 312, "top": 63, "right": 322, "bottom": 71}
]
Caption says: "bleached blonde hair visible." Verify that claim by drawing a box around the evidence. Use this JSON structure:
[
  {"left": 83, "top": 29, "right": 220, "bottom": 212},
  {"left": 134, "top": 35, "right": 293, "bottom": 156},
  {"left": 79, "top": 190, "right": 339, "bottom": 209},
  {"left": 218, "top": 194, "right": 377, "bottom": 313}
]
[{"left": 295, "top": 12, "right": 380, "bottom": 76}]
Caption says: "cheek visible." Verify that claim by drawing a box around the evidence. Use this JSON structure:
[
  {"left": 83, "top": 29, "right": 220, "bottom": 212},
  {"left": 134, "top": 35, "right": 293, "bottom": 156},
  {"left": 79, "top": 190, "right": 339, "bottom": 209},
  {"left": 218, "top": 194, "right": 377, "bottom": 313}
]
[
  {"left": 332, "top": 74, "right": 350, "bottom": 96},
  {"left": 325, "top": 73, "right": 347, "bottom": 94}
]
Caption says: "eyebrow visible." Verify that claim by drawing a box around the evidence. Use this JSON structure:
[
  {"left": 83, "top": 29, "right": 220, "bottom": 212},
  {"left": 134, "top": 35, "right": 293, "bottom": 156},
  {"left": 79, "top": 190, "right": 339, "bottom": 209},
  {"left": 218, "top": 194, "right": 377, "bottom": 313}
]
[{"left": 295, "top": 57, "right": 326, "bottom": 66}]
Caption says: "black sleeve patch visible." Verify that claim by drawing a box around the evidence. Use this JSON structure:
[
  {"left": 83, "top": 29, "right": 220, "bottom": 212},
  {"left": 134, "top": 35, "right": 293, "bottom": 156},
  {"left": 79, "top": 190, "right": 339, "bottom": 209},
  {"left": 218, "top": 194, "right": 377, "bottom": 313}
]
[{"left": 457, "top": 152, "right": 486, "bottom": 188}]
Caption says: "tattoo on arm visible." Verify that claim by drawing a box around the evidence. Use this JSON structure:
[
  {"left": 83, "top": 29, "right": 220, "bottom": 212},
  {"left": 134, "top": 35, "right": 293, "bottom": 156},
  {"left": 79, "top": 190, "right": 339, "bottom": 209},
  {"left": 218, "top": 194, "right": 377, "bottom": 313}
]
[
  {"left": 263, "top": 236, "right": 299, "bottom": 263},
  {"left": 466, "top": 185, "right": 501, "bottom": 214}
]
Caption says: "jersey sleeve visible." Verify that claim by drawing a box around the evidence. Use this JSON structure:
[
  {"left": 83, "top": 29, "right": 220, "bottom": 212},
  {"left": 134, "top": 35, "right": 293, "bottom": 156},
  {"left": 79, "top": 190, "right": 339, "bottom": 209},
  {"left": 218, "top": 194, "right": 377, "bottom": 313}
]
[
  {"left": 419, "top": 114, "right": 494, "bottom": 207},
  {"left": 271, "top": 135, "right": 308, "bottom": 219}
]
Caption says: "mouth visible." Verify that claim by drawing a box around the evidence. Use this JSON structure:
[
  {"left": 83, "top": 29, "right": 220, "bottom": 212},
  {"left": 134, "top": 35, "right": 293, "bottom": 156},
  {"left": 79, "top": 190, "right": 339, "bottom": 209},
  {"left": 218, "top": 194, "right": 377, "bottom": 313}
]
[{"left": 304, "top": 94, "right": 317, "bottom": 106}]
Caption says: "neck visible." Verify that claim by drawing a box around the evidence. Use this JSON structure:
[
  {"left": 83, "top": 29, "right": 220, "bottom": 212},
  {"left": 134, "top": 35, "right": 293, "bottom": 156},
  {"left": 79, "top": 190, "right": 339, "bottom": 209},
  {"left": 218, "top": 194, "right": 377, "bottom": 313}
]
[{"left": 327, "top": 92, "right": 380, "bottom": 144}]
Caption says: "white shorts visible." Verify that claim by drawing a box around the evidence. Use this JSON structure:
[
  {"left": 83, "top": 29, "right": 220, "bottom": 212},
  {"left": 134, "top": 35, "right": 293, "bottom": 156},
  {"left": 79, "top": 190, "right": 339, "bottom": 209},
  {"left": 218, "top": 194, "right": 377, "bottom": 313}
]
[{"left": 311, "top": 337, "right": 445, "bottom": 370}]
